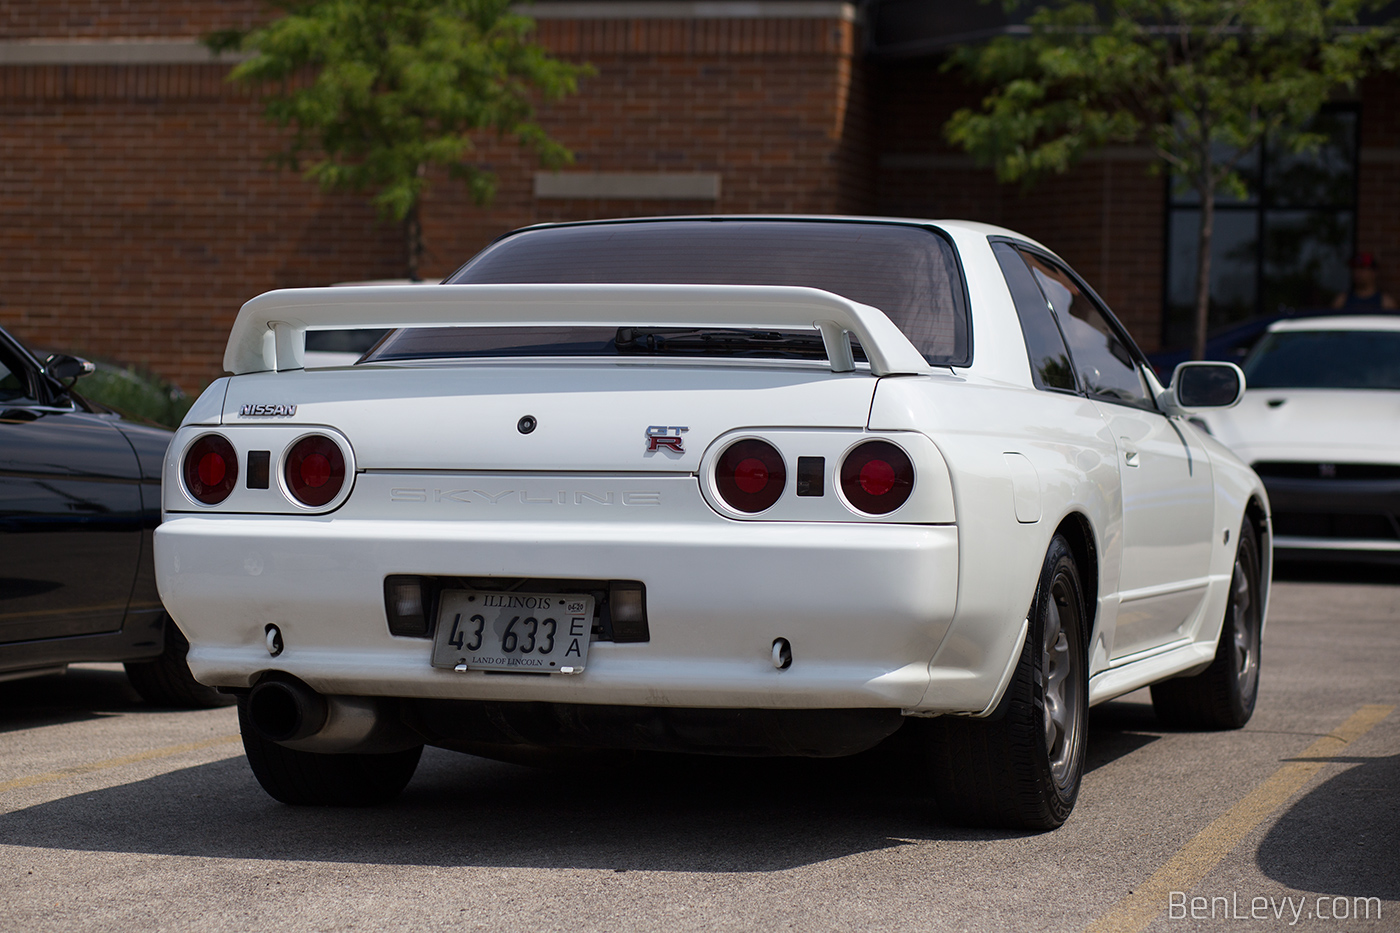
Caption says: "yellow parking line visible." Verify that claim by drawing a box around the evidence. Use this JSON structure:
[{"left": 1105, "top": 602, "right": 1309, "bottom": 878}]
[
  {"left": 1087, "top": 703, "right": 1394, "bottom": 933},
  {"left": 0, "top": 734, "right": 242, "bottom": 796}
]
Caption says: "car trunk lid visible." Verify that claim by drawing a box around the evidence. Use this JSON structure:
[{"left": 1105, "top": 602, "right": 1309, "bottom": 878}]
[{"left": 221, "top": 362, "right": 878, "bottom": 473}]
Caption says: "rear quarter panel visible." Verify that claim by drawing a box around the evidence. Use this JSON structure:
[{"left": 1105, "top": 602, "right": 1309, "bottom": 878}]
[{"left": 870, "top": 375, "right": 1123, "bottom": 713}]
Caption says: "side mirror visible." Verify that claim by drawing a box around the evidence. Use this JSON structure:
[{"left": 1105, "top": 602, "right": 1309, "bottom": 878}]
[
  {"left": 1162, "top": 361, "right": 1245, "bottom": 413},
  {"left": 43, "top": 353, "right": 96, "bottom": 385}
]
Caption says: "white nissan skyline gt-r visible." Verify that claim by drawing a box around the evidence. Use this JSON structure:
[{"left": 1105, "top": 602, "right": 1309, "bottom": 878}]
[
  {"left": 1197, "top": 314, "right": 1400, "bottom": 561},
  {"left": 155, "top": 217, "right": 1271, "bottom": 829}
]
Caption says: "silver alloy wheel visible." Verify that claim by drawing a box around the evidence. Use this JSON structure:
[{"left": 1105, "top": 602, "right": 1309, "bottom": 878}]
[
  {"left": 1147, "top": 520, "right": 1262, "bottom": 731},
  {"left": 1043, "top": 577, "right": 1084, "bottom": 789},
  {"left": 1230, "top": 547, "right": 1260, "bottom": 700}
]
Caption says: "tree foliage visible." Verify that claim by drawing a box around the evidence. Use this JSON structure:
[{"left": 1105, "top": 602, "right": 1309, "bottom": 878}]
[
  {"left": 208, "top": 0, "right": 589, "bottom": 277},
  {"left": 944, "top": 0, "right": 1396, "bottom": 358}
]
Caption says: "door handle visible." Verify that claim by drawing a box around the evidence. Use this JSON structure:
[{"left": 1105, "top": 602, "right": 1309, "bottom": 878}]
[{"left": 1121, "top": 439, "right": 1140, "bottom": 468}]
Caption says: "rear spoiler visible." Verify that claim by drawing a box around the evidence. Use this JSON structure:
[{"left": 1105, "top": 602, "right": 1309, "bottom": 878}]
[{"left": 223, "top": 284, "right": 933, "bottom": 377}]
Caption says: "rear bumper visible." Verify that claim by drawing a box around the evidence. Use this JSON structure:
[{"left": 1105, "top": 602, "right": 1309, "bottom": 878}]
[{"left": 155, "top": 515, "right": 963, "bottom": 710}]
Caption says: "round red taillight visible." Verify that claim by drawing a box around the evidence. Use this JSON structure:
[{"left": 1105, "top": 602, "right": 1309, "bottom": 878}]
[
  {"left": 840, "top": 441, "right": 914, "bottom": 514},
  {"left": 715, "top": 439, "right": 786, "bottom": 513},
  {"left": 284, "top": 435, "right": 346, "bottom": 507},
  {"left": 183, "top": 434, "right": 238, "bottom": 505}
]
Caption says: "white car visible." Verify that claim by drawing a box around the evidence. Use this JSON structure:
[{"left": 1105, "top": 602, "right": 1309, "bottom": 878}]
[
  {"left": 1199, "top": 314, "right": 1400, "bottom": 560},
  {"left": 155, "top": 217, "right": 1271, "bottom": 829}
]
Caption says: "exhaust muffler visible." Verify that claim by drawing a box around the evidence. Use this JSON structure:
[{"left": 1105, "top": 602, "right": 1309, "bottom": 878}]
[{"left": 245, "top": 676, "right": 419, "bottom": 753}]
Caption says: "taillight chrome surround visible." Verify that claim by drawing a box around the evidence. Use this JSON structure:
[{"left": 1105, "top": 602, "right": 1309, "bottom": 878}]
[
  {"left": 167, "top": 425, "right": 356, "bottom": 514},
  {"left": 700, "top": 429, "right": 953, "bottom": 524}
]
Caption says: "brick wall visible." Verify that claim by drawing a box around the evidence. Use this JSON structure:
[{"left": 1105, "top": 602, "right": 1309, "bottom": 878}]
[
  {"left": 0, "top": 64, "right": 403, "bottom": 390},
  {"left": 0, "top": 2, "right": 265, "bottom": 40},
  {"left": 0, "top": 8, "right": 866, "bottom": 390}
]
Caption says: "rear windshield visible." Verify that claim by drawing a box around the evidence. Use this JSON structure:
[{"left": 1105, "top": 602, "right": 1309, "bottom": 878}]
[
  {"left": 366, "top": 220, "right": 970, "bottom": 366},
  {"left": 1243, "top": 329, "right": 1400, "bottom": 389}
]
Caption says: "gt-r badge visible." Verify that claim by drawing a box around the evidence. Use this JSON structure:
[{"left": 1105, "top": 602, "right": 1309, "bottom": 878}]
[
  {"left": 239, "top": 403, "right": 297, "bottom": 417},
  {"left": 645, "top": 425, "right": 688, "bottom": 453}
]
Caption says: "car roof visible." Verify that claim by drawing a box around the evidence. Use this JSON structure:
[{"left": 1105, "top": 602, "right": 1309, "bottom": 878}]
[
  {"left": 1268, "top": 314, "right": 1400, "bottom": 333},
  {"left": 503, "top": 215, "right": 1054, "bottom": 253},
  {"left": 330, "top": 278, "right": 443, "bottom": 286}
]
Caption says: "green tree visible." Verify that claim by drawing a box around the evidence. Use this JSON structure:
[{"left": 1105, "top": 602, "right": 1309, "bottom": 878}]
[
  {"left": 209, "top": 0, "right": 589, "bottom": 280},
  {"left": 945, "top": 0, "right": 1395, "bottom": 360}
]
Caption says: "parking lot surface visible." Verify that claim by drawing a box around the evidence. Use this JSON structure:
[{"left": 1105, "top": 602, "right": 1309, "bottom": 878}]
[{"left": 1, "top": 565, "right": 1395, "bottom": 933}]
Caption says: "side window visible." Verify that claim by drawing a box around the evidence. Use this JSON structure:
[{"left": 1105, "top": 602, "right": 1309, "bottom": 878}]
[
  {"left": 992, "top": 242, "right": 1076, "bottom": 392},
  {"left": 1016, "top": 249, "right": 1155, "bottom": 410},
  {"left": 0, "top": 344, "right": 39, "bottom": 405}
]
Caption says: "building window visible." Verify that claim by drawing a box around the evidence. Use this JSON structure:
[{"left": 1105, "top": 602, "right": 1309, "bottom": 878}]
[{"left": 1163, "top": 107, "right": 1359, "bottom": 349}]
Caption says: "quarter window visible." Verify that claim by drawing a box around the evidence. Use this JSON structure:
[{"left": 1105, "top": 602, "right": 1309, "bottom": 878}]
[
  {"left": 993, "top": 242, "right": 1076, "bottom": 392},
  {"left": 1015, "top": 249, "right": 1155, "bottom": 411}
]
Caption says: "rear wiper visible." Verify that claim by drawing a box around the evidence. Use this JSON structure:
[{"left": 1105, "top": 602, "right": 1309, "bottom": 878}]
[{"left": 615, "top": 327, "right": 831, "bottom": 359}]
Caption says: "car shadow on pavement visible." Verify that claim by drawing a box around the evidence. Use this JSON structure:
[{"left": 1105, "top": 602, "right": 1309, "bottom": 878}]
[
  {"left": 0, "top": 738, "right": 1096, "bottom": 870},
  {"left": 1085, "top": 694, "right": 1163, "bottom": 771},
  {"left": 0, "top": 665, "right": 142, "bottom": 735},
  {"left": 0, "top": 689, "right": 1175, "bottom": 871},
  {"left": 1256, "top": 751, "right": 1400, "bottom": 900}
]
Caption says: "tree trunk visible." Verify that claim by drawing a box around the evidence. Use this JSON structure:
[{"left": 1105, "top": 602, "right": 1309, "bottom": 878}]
[
  {"left": 405, "top": 201, "right": 423, "bottom": 282},
  {"left": 1192, "top": 179, "right": 1215, "bottom": 361}
]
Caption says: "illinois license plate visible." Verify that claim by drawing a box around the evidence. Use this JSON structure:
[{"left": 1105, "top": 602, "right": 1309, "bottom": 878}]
[{"left": 431, "top": 590, "right": 595, "bottom": 674}]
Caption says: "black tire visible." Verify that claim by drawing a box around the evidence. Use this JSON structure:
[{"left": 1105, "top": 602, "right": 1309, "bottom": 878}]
[
  {"left": 920, "top": 534, "right": 1089, "bottom": 830},
  {"left": 1151, "top": 519, "right": 1262, "bottom": 730},
  {"left": 237, "top": 699, "right": 423, "bottom": 806},
  {"left": 124, "top": 618, "right": 235, "bottom": 709}
]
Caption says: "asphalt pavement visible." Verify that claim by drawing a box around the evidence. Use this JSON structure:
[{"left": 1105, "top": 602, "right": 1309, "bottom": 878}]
[{"left": 0, "top": 562, "right": 1395, "bottom": 933}]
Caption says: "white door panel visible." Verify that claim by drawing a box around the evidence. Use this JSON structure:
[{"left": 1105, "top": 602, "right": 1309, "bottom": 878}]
[{"left": 1097, "top": 402, "right": 1216, "bottom": 658}]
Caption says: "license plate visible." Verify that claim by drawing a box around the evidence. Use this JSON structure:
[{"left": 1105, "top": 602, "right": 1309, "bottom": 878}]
[{"left": 431, "top": 590, "right": 595, "bottom": 674}]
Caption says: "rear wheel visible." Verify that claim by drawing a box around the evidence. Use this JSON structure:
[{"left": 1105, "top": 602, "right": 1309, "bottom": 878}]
[
  {"left": 921, "top": 534, "right": 1088, "bottom": 830},
  {"left": 1151, "top": 519, "right": 1262, "bottom": 730},
  {"left": 124, "top": 619, "right": 234, "bottom": 709},
  {"left": 237, "top": 699, "right": 423, "bottom": 806}
]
